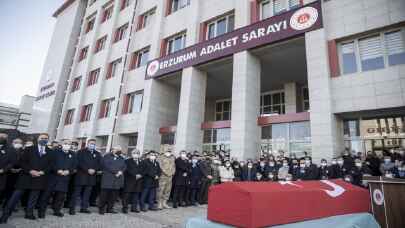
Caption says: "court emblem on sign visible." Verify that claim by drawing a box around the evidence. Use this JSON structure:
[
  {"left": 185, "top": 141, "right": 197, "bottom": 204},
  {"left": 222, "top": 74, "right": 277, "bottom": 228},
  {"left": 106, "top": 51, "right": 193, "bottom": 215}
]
[
  {"left": 290, "top": 6, "right": 318, "bottom": 31},
  {"left": 147, "top": 60, "right": 160, "bottom": 77},
  {"left": 373, "top": 189, "right": 384, "bottom": 206}
]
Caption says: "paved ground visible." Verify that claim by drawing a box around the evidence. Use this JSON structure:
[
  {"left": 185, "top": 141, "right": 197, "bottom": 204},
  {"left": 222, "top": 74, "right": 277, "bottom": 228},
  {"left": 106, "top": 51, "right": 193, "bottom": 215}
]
[{"left": 0, "top": 205, "right": 207, "bottom": 228}]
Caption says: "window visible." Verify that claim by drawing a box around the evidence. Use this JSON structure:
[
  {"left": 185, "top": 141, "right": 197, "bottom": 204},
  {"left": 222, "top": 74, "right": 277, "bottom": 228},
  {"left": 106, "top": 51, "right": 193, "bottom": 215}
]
[
  {"left": 94, "top": 35, "right": 107, "bottom": 53},
  {"left": 215, "top": 100, "right": 231, "bottom": 121},
  {"left": 166, "top": 33, "right": 187, "bottom": 55},
  {"left": 202, "top": 128, "right": 231, "bottom": 153},
  {"left": 123, "top": 91, "right": 143, "bottom": 114},
  {"left": 129, "top": 47, "right": 150, "bottom": 70},
  {"left": 99, "top": 98, "right": 115, "bottom": 119},
  {"left": 101, "top": 5, "right": 113, "bottom": 23},
  {"left": 302, "top": 87, "right": 310, "bottom": 111},
  {"left": 339, "top": 27, "right": 405, "bottom": 75},
  {"left": 85, "top": 17, "right": 95, "bottom": 33},
  {"left": 340, "top": 42, "right": 357, "bottom": 74},
  {"left": 78, "top": 46, "right": 89, "bottom": 62},
  {"left": 64, "top": 109, "right": 75, "bottom": 125},
  {"left": 138, "top": 9, "right": 155, "bottom": 30},
  {"left": 260, "top": 91, "right": 285, "bottom": 115},
  {"left": 71, "top": 76, "right": 81, "bottom": 92},
  {"left": 127, "top": 134, "right": 138, "bottom": 150},
  {"left": 106, "top": 58, "right": 122, "bottom": 79},
  {"left": 87, "top": 68, "right": 100, "bottom": 86},
  {"left": 385, "top": 30, "right": 405, "bottom": 66},
  {"left": 260, "top": 0, "right": 301, "bottom": 20},
  {"left": 114, "top": 23, "right": 129, "bottom": 42},
  {"left": 171, "top": 0, "right": 190, "bottom": 14},
  {"left": 80, "top": 104, "right": 93, "bottom": 122},
  {"left": 359, "top": 35, "right": 384, "bottom": 71},
  {"left": 120, "top": 0, "right": 130, "bottom": 11},
  {"left": 207, "top": 14, "right": 235, "bottom": 40}
]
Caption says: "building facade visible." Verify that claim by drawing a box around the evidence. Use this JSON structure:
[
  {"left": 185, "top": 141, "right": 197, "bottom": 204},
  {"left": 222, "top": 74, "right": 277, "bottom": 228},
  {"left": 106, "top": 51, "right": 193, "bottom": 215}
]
[
  {"left": 0, "top": 95, "right": 35, "bottom": 133},
  {"left": 33, "top": 0, "right": 405, "bottom": 161}
]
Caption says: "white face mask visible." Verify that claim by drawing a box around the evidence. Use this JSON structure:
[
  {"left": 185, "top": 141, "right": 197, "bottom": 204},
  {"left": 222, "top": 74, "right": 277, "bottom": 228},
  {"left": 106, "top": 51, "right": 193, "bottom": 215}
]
[
  {"left": 300, "top": 164, "right": 305, "bottom": 168},
  {"left": 132, "top": 153, "right": 140, "bottom": 158},
  {"left": 225, "top": 163, "right": 231, "bottom": 167},
  {"left": 337, "top": 160, "right": 344, "bottom": 165},
  {"left": 150, "top": 155, "right": 156, "bottom": 160},
  {"left": 180, "top": 154, "right": 187, "bottom": 158},
  {"left": 13, "top": 143, "right": 23, "bottom": 149},
  {"left": 165, "top": 152, "right": 171, "bottom": 157},
  {"left": 355, "top": 163, "right": 362, "bottom": 167},
  {"left": 62, "top": 144, "right": 71, "bottom": 151}
]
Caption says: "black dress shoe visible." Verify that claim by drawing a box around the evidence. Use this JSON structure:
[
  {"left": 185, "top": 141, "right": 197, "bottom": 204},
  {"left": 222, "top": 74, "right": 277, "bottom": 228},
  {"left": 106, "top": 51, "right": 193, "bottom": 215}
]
[
  {"left": 38, "top": 211, "right": 45, "bottom": 219},
  {"left": 0, "top": 214, "right": 9, "bottom": 224},
  {"left": 131, "top": 208, "right": 140, "bottom": 213},
  {"left": 25, "top": 214, "right": 36, "bottom": 220},
  {"left": 141, "top": 208, "right": 148, "bottom": 212},
  {"left": 80, "top": 208, "right": 91, "bottom": 214},
  {"left": 149, "top": 207, "right": 158, "bottom": 211},
  {"left": 122, "top": 208, "right": 128, "bottom": 214},
  {"left": 53, "top": 211, "right": 64, "bottom": 217},
  {"left": 106, "top": 209, "right": 118, "bottom": 214},
  {"left": 98, "top": 208, "right": 105, "bottom": 215},
  {"left": 69, "top": 208, "right": 76, "bottom": 215}
]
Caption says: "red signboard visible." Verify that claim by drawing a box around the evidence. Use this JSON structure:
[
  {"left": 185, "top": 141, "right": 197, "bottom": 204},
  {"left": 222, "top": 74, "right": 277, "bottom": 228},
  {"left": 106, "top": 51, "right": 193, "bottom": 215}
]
[{"left": 146, "top": 1, "right": 323, "bottom": 79}]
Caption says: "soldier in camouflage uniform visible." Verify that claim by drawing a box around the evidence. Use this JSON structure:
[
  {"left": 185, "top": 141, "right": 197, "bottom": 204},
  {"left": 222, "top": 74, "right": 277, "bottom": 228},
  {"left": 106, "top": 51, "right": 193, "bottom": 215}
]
[{"left": 157, "top": 150, "right": 175, "bottom": 209}]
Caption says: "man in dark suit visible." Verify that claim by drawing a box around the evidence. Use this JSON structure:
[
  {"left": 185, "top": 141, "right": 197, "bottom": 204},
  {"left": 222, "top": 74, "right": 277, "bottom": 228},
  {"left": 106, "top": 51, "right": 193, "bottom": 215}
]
[
  {"left": 69, "top": 139, "right": 102, "bottom": 215},
  {"left": 122, "top": 149, "right": 143, "bottom": 213},
  {"left": 0, "top": 133, "right": 53, "bottom": 223},
  {"left": 189, "top": 155, "right": 203, "bottom": 206},
  {"left": 2, "top": 138, "right": 24, "bottom": 207},
  {"left": 38, "top": 139, "right": 77, "bottom": 218},
  {"left": 172, "top": 151, "right": 190, "bottom": 208},
  {"left": 98, "top": 146, "right": 126, "bottom": 214},
  {"left": 140, "top": 151, "right": 161, "bottom": 211},
  {"left": 241, "top": 161, "right": 256, "bottom": 181},
  {"left": 0, "top": 133, "right": 17, "bottom": 204}
]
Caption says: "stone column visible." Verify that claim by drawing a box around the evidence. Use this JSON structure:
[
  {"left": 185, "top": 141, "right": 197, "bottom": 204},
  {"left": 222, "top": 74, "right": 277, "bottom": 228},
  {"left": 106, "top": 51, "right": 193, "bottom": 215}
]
[
  {"left": 305, "top": 28, "right": 341, "bottom": 163},
  {"left": 284, "top": 82, "right": 297, "bottom": 113},
  {"left": 175, "top": 67, "right": 207, "bottom": 154},
  {"left": 230, "top": 51, "right": 261, "bottom": 160}
]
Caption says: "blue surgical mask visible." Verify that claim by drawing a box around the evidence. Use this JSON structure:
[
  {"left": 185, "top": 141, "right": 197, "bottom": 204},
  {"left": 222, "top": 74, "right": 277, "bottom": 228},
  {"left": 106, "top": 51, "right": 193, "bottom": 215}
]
[
  {"left": 88, "top": 144, "right": 96, "bottom": 150},
  {"left": 38, "top": 139, "right": 48, "bottom": 146}
]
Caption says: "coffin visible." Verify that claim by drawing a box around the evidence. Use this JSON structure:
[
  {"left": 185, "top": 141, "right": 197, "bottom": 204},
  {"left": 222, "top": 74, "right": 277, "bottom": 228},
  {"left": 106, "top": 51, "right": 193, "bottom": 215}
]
[{"left": 207, "top": 180, "right": 371, "bottom": 228}]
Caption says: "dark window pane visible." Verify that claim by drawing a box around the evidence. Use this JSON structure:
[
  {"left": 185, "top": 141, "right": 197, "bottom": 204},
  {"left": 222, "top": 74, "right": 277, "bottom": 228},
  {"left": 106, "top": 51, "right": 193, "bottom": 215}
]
[
  {"left": 263, "top": 95, "right": 271, "bottom": 106},
  {"left": 223, "top": 112, "right": 230, "bottom": 120},
  {"left": 216, "top": 102, "right": 222, "bottom": 112},
  {"left": 361, "top": 57, "right": 384, "bottom": 71},
  {"left": 342, "top": 53, "right": 358, "bottom": 74},
  {"left": 273, "top": 93, "right": 281, "bottom": 104},
  {"left": 388, "top": 52, "right": 405, "bottom": 66}
]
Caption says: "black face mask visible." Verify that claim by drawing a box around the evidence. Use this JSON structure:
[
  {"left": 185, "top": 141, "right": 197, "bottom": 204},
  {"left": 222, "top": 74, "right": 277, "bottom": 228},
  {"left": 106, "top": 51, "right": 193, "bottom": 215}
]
[{"left": 0, "top": 138, "right": 7, "bottom": 145}]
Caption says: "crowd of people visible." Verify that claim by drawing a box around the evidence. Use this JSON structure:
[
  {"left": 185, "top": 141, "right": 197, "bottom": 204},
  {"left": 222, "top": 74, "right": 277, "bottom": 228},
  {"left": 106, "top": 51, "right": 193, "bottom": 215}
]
[{"left": 0, "top": 132, "right": 404, "bottom": 224}]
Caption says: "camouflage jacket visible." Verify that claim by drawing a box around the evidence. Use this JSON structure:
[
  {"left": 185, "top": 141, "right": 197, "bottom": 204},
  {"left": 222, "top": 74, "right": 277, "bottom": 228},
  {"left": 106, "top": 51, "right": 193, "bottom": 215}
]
[{"left": 157, "top": 155, "right": 176, "bottom": 177}]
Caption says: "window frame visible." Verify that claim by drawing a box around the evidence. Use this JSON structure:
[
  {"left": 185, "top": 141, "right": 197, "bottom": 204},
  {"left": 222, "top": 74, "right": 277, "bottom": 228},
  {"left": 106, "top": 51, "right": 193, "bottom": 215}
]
[
  {"left": 71, "top": 76, "right": 82, "bottom": 93},
  {"left": 94, "top": 35, "right": 107, "bottom": 53},
  {"left": 85, "top": 16, "right": 96, "bottom": 33},
  {"left": 99, "top": 98, "right": 115, "bottom": 119},
  {"left": 127, "top": 91, "right": 144, "bottom": 114},
  {"left": 87, "top": 68, "right": 100, "bottom": 86},
  {"left": 260, "top": 90, "right": 286, "bottom": 115},
  {"left": 215, "top": 99, "right": 232, "bottom": 121},
  {"left": 106, "top": 58, "right": 122, "bottom": 79},
  {"left": 78, "top": 46, "right": 89, "bottom": 62},
  {"left": 102, "top": 4, "right": 114, "bottom": 23},
  {"left": 171, "top": 0, "right": 190, "bottom": 14},
  {"left": 114, "top": 23, "right": 129, "bottom": 42},
  {"left": 338, "top": 27, "right": 405, "bottom": 76},
  {"left": 206, "top": 14, "right": 235, "bottom": 40},
  {"left": 64, "top": 109, "right": 75, "bottom": 125},
  {"left": 141, "top": 9, "right": 156, "bottom": 29},
  {"left": 302, "top": 86, "right": 310, "bottom": 112},
  {"left": 259, "top": 0, "right": 301, "bottom": 20},
  {"left": 81, "top": 104, "right": 93, "bottom": 122},
  {"left": 166, "top": 32, "right": 187, "bottom": 55}
]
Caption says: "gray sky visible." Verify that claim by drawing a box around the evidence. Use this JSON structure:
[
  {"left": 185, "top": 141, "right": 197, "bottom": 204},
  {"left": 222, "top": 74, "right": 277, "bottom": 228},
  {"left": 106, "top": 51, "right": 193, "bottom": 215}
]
[{"left": 0, "top": 0, "right": 64, "bottom": 106}]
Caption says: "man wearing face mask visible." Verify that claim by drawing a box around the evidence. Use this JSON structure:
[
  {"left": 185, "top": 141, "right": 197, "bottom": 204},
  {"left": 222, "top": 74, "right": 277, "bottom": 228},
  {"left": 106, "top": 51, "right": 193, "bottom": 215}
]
[
  {"left": 122, "top": 149, "right": 143, "bottom": 213},
  {"left": 0, "top": 133, "right": 17, "bottom": 206},
  {"left": 330, "top": 157, "right": 349, "bottom": 179},
  {"left": 38, "top": 139, "right": 77, "bottom": 218},
  {"left": 98, "top": 146, "right": 126, "bottom": 214},
  {"left": 349, "top": 159, "right": 372, "bottom": 187},
  {"left": 210, "top": 156, "right": 221, "bottom": 185},
  {"left": 197, "top": 153, "right": 214, "bottom": 205},
  {"left": 219, "top": 160, "right": 234, "bottom": 183},
  {"left": 256, "top": 159, "right": 269, "bottom": 177},
  {"left": 189, "top": 155, "right": 203, "bottom": 206},
  {"left": 69, "top": 139, "right": 102, "bottom": 215},
  {"left": 380, "top": 156, "right": 395, "bottom": 177},
  {"left": 365, "top": 151, "right": 381, "bottom": 176},
  {"left": 342, "top": 149, "right": 355, "bottom": 170},
  {"left": 295, "top": 160, "right": 308, "bottom": 180},
  {"left": 140, "top": 151, "right": 161, "bottom": 211},
  {"left": 277, "top": 159, "right": 290, "bottom": 181},
  {"left": 64, "top": 140, "right": 80, "bottom": 209},
  {"left": 156, "top": 150, "right": 175, "bottom": 210},
  {"left": 3, "top": 138, "right": 24, "bottom": 207},
  {"left": 1, "top": 133, "right": 53, "bottom": 223},
  {"left": 318, "top": 159, "right": 331, "bottom": 180},
  {"left": 172, "top": 151, "right": 190, "bottom": 208},
  {"left": 396, "top": 164, "right": 405, "bottom": 179}
]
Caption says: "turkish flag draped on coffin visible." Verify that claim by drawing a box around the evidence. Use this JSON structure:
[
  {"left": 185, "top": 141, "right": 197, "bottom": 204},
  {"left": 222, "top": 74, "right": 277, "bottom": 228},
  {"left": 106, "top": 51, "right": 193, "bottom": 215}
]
[{"left": 207, "top": 180, "right": 371, "bottom": 228}]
